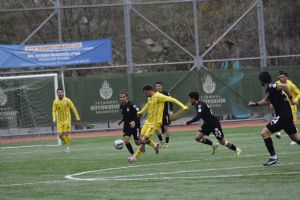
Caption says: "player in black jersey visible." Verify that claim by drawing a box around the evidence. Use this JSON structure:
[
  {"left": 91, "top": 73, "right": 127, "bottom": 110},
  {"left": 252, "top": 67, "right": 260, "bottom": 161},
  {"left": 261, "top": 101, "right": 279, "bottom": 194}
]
[
  {"left": 118, "top": 90, "right": 141, "bottom": 156},
  {"left": 184, "top": 92, "right": 242, "bottom": 156},
  {"left": 249, "top": 71, "right": 300, "bottom": 166},
  {"left": 155, "top": 81, "right": 173, "bottom": 148}
]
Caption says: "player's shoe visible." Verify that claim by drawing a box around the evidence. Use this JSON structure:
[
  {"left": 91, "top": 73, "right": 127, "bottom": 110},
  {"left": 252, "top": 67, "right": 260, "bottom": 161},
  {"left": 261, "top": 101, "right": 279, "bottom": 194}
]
[
  {"left": 263, "top": 158, "right": 279, "bottom": 166},
  {"left": 235, "top": 148, "right": 242, "bottom": 157},
  {"left": 128, "top": 155, "right": 136, "bottom": 163},
  {"left": 154, "top": 143, "right": 160, "bottom": 154},
  {"left": 211, "top": 143, "right": 219, "bottom": 155},
  {"left": 65, "top": 146, "right": 71, "bottom": 153},
  {"left": 290, "top": 141, "right": 297, "bottom": 145},
  {"left": 160, "top": 142, "right": 169, "bottom": 148},
  {"left": 275, "top": 132, "right": 281, "bottom": 139}
]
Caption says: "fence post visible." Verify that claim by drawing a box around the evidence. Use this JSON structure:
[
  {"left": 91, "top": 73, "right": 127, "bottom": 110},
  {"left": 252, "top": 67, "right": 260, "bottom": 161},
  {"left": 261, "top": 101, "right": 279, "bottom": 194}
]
[{"left": 124, "top": 0, "right": 134, "bottom": 99}]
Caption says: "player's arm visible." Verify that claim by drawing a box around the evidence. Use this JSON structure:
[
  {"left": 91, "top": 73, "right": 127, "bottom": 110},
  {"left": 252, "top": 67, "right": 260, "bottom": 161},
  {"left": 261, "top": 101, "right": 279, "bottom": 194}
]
[
  {"left": 277, "top": 82, "right": 296, "bottom": 105},
  {"left": 290, "top": 83, "right": 300, "bottom": 103},
  {"left": 161, "top": 95, "right": 188, "bottom": 110},
  {"left": 68, "top": 99, "right": 80, "bottom": 121},
  {"left": 52, "top": 101, "right": 57, "bottom": 123},
  {"left": 248, "top": 95, "right": 270, "bottom": 106},
  {"left": 137, "top": 102, "right": 149, "bottom": 117},
  {"left": 185, "top": 108, "right": 202, "bottom": 125}
]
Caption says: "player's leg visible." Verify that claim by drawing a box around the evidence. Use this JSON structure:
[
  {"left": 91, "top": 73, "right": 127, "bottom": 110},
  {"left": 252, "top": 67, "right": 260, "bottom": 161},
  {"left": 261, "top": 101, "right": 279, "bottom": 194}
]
[
  {"left": 145, "top": 123, "right": 160, "bottom": 153},
  {"left": 123, "top": 135, "right": 134, "bottom": 155},
  {"left": 283, "top": 120, "right": 300, "bottom": 145},
  {"left": 162, "top": 125, "right": 170, "bottom": 147},
  {"left": 129, "top": 124, "right": 148, "bottom": 162},
  {"left": 195, "top": 125, "right": 218, "bottom": 154},
  {"left": 261, "top": 126, "right": 279, "bottom": 166},
  {"left": 57, "top": 124, "right": 67, "bottom": 145},
  {"left": 156, "top": 126, "right": 165, "bottom": 147},
  {"left": 213, "top": 125, "right": 242, "bottom": 156},
  {"left": 290, "top": 109, "right": 298, "bottom": 145},
  {"left": 63, "top": 123, "right": 72, "bottom": 153}
]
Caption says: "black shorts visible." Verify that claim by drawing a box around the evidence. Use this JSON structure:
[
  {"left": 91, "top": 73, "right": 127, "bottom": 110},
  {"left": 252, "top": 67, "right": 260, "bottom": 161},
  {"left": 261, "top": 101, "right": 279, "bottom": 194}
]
[
  {"left": 266, "top": 114, "right": 297, "bottom": 135},
  {"left": 123, "top": 126, "right": 140, "bottom": 140},
  {"left": 162, "top": 114, "right": 171, "bottom": 126},
  {"left": 199, "top": 122, "right": 224, "bottom": 140}
]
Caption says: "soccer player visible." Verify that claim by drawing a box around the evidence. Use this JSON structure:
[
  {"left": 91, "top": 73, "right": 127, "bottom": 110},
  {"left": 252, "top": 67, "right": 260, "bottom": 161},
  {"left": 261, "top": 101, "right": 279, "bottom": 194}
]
[
  {"left": 184, "top": 92, "right": 242, "bottom": 156},
  {"left": 52, "top": 88, "right": 80, "bottom": 153},
  {"left": 117, "top": 90, "right": 141, "bottom": 156},
  {"left": 274, "top": 71, "right": 300, "bottom": 144},
  {"left": 128, "top": 85, "right": 188, "bottom": 162},
  {"left": 155, "top": 81, "right": 173, "bottom": 148},
  {"left": 248, "top": 71, "right": 300, "bottom": 166}
]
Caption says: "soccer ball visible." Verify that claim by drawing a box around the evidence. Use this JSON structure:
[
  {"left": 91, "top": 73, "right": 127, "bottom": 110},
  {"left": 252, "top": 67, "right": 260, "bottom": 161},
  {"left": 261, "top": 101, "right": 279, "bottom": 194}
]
[{"left": 114, "top": 139, "right": 124, "bottom": 150}]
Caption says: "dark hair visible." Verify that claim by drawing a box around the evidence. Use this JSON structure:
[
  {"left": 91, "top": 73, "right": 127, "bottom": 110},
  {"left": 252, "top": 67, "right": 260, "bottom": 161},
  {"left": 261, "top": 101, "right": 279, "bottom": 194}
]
[
  {"left": 259, "top": 71, "right": 272, "bottom": 84},
  {"left": 120, "top": 89, "right": 128, "bottom": 97},
  {"left": 155, "top": 81, "right": 163, "bottom": 85},
  {"left": 188, "top": 92, "right": 199, "bottom": 100},
  {"left": 278, "top": 70, "right": 288, "bottom": 77},
  {"left": 57, "top": 88, "right": 63, "bottom": 92},
  {"left": 143, "top": 85, "right": 153, "bottom": 91}
]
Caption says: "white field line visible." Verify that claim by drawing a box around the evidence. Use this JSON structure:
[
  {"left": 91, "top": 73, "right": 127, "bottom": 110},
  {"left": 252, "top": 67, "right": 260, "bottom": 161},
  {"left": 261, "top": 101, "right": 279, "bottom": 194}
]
[
  {"left": 0, "top": 180, "right": 69, "bottom": 187},
  {"left": 1, "top": 153, "right": 299, "bottom": 187},
  {"left": 65, "top": 160, "right": 300, "bottom": 181},
  {"left": 1, "top": 144, "right": 60, "bottom": 149}
]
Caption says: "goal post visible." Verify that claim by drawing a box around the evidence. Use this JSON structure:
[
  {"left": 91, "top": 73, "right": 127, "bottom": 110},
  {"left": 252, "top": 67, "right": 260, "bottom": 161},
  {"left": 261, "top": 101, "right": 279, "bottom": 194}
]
[{"left": 0, "top": 73, "right": 61, "bottom": 145}]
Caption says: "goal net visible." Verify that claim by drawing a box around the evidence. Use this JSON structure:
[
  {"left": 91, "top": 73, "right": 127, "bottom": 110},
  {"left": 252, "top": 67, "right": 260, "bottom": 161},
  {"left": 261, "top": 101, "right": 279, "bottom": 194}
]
[{"left": 0, "top": 73, "right": 59, "bottom": 146}]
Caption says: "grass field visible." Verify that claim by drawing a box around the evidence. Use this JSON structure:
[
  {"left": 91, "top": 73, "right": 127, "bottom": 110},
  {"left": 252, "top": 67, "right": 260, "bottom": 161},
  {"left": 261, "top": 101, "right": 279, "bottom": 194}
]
[{"left": 1, "top": 126, "right": 300, "bottom": 200}]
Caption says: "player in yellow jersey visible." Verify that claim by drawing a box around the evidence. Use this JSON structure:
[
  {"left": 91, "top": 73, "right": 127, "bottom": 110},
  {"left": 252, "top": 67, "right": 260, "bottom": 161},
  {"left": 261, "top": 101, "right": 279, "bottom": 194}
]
[
  {"left": 275, "top": 71, "right": 300, "bottom": 144},
  {"left": 52, "top": 88, "right": 80, "bottom": 153},
  {"left": 128, "top": 85, "right": 188, "bottom": 162}
]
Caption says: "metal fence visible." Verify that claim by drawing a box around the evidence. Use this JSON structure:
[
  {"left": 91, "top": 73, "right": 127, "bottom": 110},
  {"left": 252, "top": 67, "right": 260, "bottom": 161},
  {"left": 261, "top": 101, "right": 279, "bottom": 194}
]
[{"left": 0, "top": 0, "right": 300, "bottom": 137}]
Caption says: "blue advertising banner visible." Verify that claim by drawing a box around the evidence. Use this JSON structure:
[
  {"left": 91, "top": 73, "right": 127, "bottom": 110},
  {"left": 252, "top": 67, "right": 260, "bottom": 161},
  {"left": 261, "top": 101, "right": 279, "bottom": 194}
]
[{"left": 0, "top": 39, "right": 112, "bottom": 68}]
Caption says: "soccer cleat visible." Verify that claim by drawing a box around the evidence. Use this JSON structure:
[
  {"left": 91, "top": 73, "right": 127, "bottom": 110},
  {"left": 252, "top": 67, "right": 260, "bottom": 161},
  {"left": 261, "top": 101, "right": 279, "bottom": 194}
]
[
  {"left": 160, "top": 142, "right": 169, "bottom": 148},
  {"left": 128, "top": 155, "right": 136, "bottom": 163},
  {"left": 160, "top": 141, "right": 166, "bottom": 148},
  {"left": 154, "top": 143, "right": 160, "bottom": 154},
  {"left": 235, "top": 148, "right": 242, "bottom": 157},
  {"left": 65, "top": 146, "right": 71, "bottom": 153},
  {"left": 290, "top": 141, "right": 297, "bottom": 145},
  {"left": 211, "top": 143, "right": 219, "bottom": 155},
  {"left": 275, "top": 132, "right": 281, "bottom": 139},
  {"left": 263, "top": 158, "right": 279, "bottom": 166}
]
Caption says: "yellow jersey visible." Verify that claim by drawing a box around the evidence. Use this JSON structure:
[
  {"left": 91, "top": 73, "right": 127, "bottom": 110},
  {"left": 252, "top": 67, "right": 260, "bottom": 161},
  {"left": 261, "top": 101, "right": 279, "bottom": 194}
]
[
  {"left": 276, "top": 79, "right": 300, "bottom": 112},
  {"left": 52, "top": 97, "right": 80, "bottom": 125},
  {"left": 138, "top": 92, "right": 187, "bottom": 124}
]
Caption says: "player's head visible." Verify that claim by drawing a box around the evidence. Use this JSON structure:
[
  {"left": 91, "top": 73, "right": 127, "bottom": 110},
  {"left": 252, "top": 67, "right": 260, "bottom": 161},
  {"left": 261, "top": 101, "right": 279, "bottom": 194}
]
[
  {"left": 188, "top": 92, "right": 199, "bottom": 105},
  {"left": 143, "top": 85, "right": 154, "bottom": 97},
  {"left": 278, "top": 70, "right": 288, "bottom": 84},
  {"left": 155, "top": 81, "right": 163, "bottom": 92},
  {"left": 56, "top": 88, "right": 64, "bottom": 99},
  {"left": 259, "top": 71, "right": 272, "bottom": 86},
  {"left": 119, "top": 90, "right": 129, "bottom": 104}
]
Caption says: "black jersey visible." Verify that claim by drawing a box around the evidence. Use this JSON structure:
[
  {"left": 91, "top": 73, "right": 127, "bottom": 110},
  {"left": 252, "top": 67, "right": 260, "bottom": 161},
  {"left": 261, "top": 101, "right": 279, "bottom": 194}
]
[
  {"left": 160, "top": 90, "right": 173, "bottom": 115},
  {"left": 186, "top": 101, "right": 219, "bottom": 126},
  {"left": 120, "top": 101, "right": 140, "bottom": 127},
  {"left": 266, "top": 83, "right": 291, "bottom": 116}
]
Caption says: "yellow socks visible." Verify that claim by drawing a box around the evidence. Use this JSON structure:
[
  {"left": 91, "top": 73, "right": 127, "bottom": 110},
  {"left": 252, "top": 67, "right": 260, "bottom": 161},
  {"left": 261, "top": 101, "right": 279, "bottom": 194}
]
[
  {"left": 148, "top": 140, "right": 156, "bottom": 148},
  {"left": 134, "top": 149, "right": 142, "bottom": 158}
]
